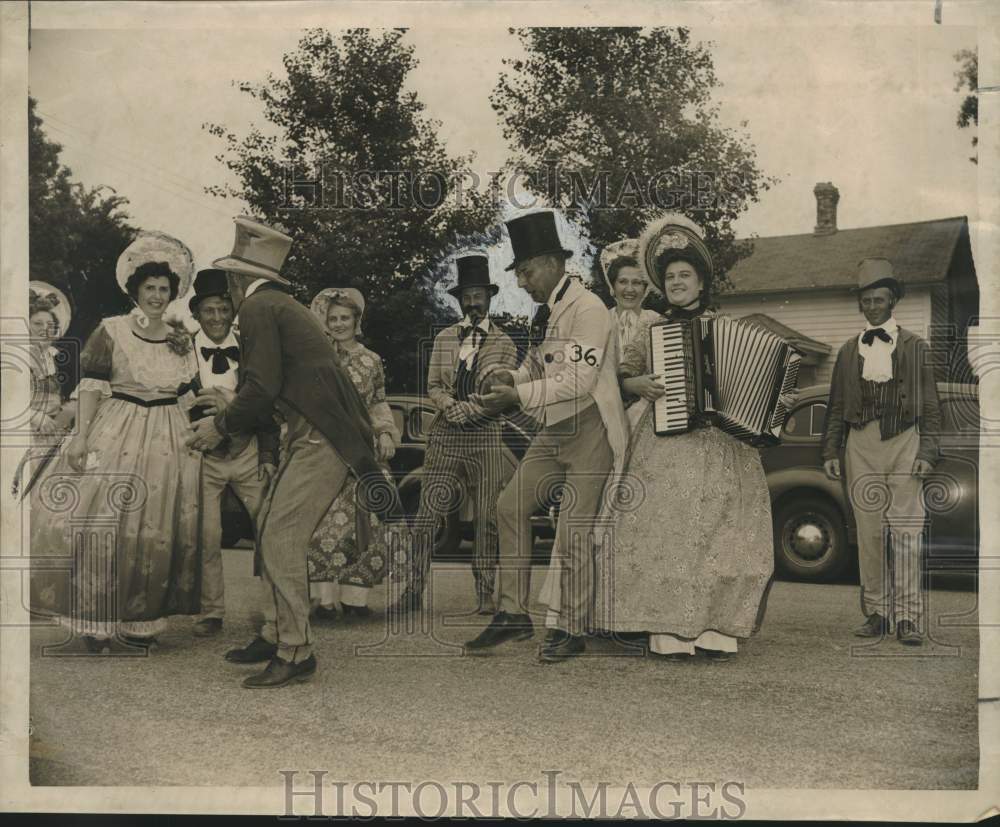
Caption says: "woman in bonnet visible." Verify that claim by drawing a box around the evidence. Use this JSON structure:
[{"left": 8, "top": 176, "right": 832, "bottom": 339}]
[
  {"left": 30, "top": 232, "right": 202, "bottom": 652},
  {"left": 305, "top": 287, "right": 400, "bottom": 619},
  {"left": 26, "top": 281, "right": 74, "bottom": 436},
  {"left": 600, "top": 214, "right": 776, "bottom": 662}
]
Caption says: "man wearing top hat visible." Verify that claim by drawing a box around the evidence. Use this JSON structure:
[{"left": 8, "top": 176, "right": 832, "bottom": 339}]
[
  {"left": 465, "top": 210, "right": 628, "bottom": 663},
  {"left": 187, "top": 216, "right": 403, "bottom": 688},
  {"left": 821, "top": 258, "right": 941, "bottom": 646},
  {"left": 393, "top": 253, "right": 520, "bottom": 616},
  {"left": 183, "top": 268, "right": 280, "bottom": 638}
]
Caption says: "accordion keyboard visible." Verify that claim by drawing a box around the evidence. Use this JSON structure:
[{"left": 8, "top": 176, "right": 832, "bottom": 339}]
[{"left": 649, "top": 322, "right": 691, "bottom": 435}]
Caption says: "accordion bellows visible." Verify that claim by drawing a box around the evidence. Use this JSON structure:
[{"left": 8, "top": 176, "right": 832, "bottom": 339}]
[{"left": 649, "top": 317, "right": 802, "bottom": 445}]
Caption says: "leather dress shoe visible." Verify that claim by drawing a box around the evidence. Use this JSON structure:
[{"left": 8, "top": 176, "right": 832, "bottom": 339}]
[
  {"left": 539, "top": 629, "right": 585, "bottom": 663},
  {"left": 389, "top": 588, "right": 423, "bottom": 616},
  {"left": 699, "top": 648, "right": 733, "bottom": 662},
  {"left": 464, "top": 611, "right": 534, "bottom": 652},
  {"left": 341, "top": 604, "right": 371, "bottom": 619},
  {"left": 312, "top": 605, "right": 338, "bottom": 622},
  {"left": 192, "top": 618, "right": 223, "bottom": 637},
  {"left": 243, "top": 654, "right": 317, "bottom": 688},
  {"left": 897, "top": 619, "right": 923, "bottom": 646},
  {"left": 225, "top": 636, "right": 278, "bottom": 664},
  {"left": 853, "top": 613, "right": 888, "bottom": 638}
]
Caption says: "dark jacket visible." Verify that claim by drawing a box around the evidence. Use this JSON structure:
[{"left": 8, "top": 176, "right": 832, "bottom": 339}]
[
  {"left": 821, "top": 326, "right": 941, "bottom": 465},
  {"left": 215, "top": 283, "right": 401, "bottom": 520}
]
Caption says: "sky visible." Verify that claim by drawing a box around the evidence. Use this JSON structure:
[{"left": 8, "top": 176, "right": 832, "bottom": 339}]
[{"left": 28, "top": 22, "right": 980, "bottom": 317}]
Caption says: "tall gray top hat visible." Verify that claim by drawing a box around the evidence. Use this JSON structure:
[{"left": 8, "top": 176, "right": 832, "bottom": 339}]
[{"left": 856, "top": 257, "right": 904, "bottom": 298}]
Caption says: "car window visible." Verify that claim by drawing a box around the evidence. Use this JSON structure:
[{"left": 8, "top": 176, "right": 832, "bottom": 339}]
[
  {"left": 782, "top": 402, "right": 826, "bottom": 439},
  {"left": 411, "top": 408, "right": 437, "bottom": 441},
  {"left": 809, "top": 403, "right": 827, "bottom": 436}
]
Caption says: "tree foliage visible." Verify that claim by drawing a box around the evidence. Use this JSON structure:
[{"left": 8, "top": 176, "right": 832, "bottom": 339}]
[
  {"left": 953, "top": 49, "right": 978, "bottom": 165},
  {"left": 205, "top": 29, "right": 498, "bottom": 392},
  {"left": 29, "top": 97, "right": 136, "bottom": 392},
  {"left": 491, "top": 27, "right": 775, "bottom": 307}
]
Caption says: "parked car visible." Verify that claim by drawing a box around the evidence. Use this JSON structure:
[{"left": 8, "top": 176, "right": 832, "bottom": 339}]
[
  {"left": 223, "top": 383, "right": 980, "bottom": 584},
  {"left": 761, "top": 382, "right": 980, "bottom": 582}
]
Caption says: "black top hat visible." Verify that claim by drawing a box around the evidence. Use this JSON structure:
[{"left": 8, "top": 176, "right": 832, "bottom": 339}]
[
  {"left": 189, "top": 268, "right": 232, "bottom": 313},
  {"left": 448, "top": 254, "right": 499, "bottom": 300},
  {"left": 503, "top": 211, "right": 574, "bottom": 271}
]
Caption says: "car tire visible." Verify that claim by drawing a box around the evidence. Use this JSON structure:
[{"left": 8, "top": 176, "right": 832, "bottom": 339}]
[
  {"left": 773, "top": 494, "right": 851, "bottom": 582},
  {"left": 399, "top": 480, "right": 463, "bottom": 560}
]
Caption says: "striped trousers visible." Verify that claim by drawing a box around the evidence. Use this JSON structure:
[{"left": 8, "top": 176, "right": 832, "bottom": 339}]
[{"left": 409, "top": 418, "right": 510, "bottom": 599}]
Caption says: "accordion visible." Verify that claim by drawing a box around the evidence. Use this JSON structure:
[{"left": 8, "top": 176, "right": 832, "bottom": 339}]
[{"left": 648, "top": 316, "right": 802, "bottom": 445}]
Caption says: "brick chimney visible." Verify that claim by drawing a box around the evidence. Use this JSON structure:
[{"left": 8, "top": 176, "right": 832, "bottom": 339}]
[{"left": 813, "top": 182, "right": 839, "bottom": 236}]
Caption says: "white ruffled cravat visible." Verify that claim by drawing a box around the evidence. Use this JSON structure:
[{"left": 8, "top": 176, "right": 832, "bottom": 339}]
[
  {"left": 858, "top": 316, "right": 898, "bottom": 383},
  {"left": 617, "top": 308, "right": 639, "bottom": 349}
]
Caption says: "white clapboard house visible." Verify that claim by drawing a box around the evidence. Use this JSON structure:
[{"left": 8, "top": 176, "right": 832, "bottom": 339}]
[{"left": 719, "top": 183, "right": 980, "bottom": 386}]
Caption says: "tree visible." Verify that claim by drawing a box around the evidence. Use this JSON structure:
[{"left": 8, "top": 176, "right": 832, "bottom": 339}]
[
  {"left": 954, "top": 49, "right": 978, "bottom": 165},
  {"left": 29, "top": 97, "right": 136, "bottom": 392},
  {"left": 205, "top": 29, "right": 498, "bottom": 392},
  {"left": 491, "top": 28, "right": 775, "bottom": 307}
]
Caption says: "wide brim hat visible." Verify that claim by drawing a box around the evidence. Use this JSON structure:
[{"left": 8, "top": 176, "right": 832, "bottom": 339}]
[
  {"left": 189, "top": 268, "right": 232, "bottom": 313},
  {"left": 28, "top": 280, "right": 72, "bottom": 335},
  {"left": 599, "top": 238, "right": 645, "bottom": 294},
  {"left": 212, "top": 215, "right": 293, "bottom": 286},
  {"left": 310, "top": 287, "right": 366, "bottom": 336},
  {"left": 447, "top": 253, "right": 500, "bottom": 300},
  {"left": 115, "top": 231, "right": 196, "bottom": 298},
  {"left": 503, "top": 210, "right": 574, "bottom": 271},
  {"left": 637, "top": 213, "right": 714, "bottom": 295},
  {"left": 856, "top": 257, "right": 905, "bottom": 299}
]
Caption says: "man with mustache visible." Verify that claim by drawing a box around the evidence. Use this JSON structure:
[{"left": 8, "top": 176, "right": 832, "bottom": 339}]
[{"left": 392, "top": 253, "right": 520, "bottom": 616}]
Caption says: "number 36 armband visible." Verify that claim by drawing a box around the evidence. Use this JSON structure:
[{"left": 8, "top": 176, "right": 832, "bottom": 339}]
[{"left": 565, "top": 342, "right": 602, "bottom": 367}]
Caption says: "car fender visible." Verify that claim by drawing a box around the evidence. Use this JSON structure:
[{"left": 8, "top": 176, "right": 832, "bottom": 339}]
[{"left": 766, "top": 467, "right": 854, "bottom": 530}]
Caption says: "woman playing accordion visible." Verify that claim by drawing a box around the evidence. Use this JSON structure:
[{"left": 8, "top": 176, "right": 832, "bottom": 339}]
[{"left": 596, "top": 214, "right": 779, "bottom": 661}]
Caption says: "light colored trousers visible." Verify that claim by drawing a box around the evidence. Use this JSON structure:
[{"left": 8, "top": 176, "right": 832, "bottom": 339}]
[
  {"left": 845, "top": 420, "right": 925, "bottom": 625},
  {"left": 199, "top": 438, "right": 268, "bottom": 620},
  {"left": 497, "top": 403, "right": 613, "bottom": 636},
  {"left": 257, "top": 412, "right": 349, "bottom": 663}
]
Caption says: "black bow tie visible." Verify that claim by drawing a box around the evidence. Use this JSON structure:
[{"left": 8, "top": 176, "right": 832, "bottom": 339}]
[
  {"left": 458, "top": 326, "right": 486, "bottom": 346},
  {"left": 861, "top": 328, "right": 892, "bottom": 346},
  {"left": 201, "top": 345, "right": 240, "bottom": 374}
]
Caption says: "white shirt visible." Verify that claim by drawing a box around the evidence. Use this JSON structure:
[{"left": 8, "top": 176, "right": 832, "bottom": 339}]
[
  {"left": 194, "top": 328, "right": 239, "bottom": 391},
  {"left": 457, "top": 316, "right": 490, "bottom": 367},
  {"left": 858, "top": 316, "right": 898, "bottom": 383}
]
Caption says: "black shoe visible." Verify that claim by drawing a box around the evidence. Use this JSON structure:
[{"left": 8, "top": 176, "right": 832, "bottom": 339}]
[
  {"left": 653, "top": 651, "right": 688, "bottom": 662},
  {"left": 341, "top": 604, "right": 371, "bottom": 619},
  {"left": 699, "top": 648, "right": 733, "bottom": 662},
  {"left": 853, "top": 613, "right": 888, "bottom": 638},
  {"left": 897, "top": 619, "right": 923, "bottom": 646},
  {"left": 464, "top": 612, "right": 534, "bottom": 652},
  {"left": 312, "top": 605, "right": 339, "bottom": 622},
  {"left": 389, "top": 588, "right": 423, "bottom": 616},
  {"left": 82, "top": 635, "right": 108, "bottom": 654},
  {"left": 120, "top": 634, "right": 156, "bottom": 649},
  {"left": 225, "top": 636, "right": 278, "bottom": 664},
  {"left": 192, "top": 617, "right": 223, "bottom": 637},
  {"left": 242, "top": 654, "right": 317, "bottom": 688},
  {"left": 539, "top": 629, "right": 585, "bottom": 663}
]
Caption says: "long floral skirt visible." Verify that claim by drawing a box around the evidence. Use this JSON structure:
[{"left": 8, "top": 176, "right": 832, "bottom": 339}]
[
  {"left": 29, "top": 397, "right": 202, "bottom": 639},
  {"left": 306, "top": 473, "right": 391, "bottom": 591},
  {"left": 595, "top": 410, "right": 774, "bottom": 639}
]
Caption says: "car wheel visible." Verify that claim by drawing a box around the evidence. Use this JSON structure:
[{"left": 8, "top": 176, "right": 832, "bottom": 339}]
[
  {"left": 773, "top": 494, "right": 850, "bottom": 582},
  {"left": 399, "top": 481, "right": 463, "bottom": 560}
]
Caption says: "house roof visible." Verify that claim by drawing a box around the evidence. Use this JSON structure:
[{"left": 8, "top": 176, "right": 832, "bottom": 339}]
[{"left": 725, "top": 216, "right": 968, "bottom": 296}]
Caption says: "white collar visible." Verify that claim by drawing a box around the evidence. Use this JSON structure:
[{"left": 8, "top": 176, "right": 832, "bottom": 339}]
[
  {"left": 194, "top": 328, "right": 238, "bottom": 351},
  {"left": 863, "top": 316, "right": 898, "bottom": 336},
  {"left": 245, "top": 278, "right": 270, "bottom": 299},
  {"left": 547, "top": 274, "right": 571, "bottom": 310}
]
